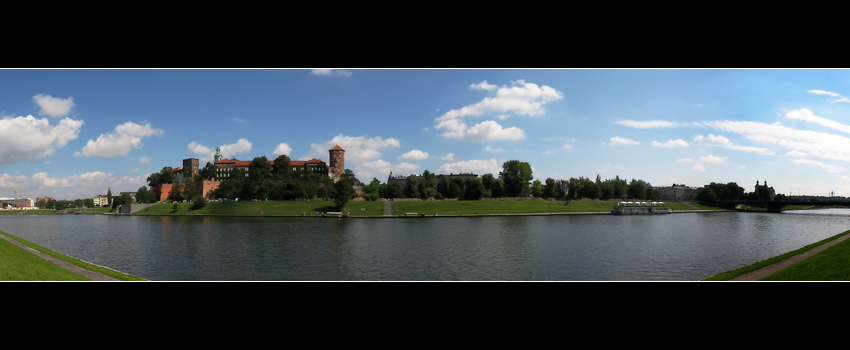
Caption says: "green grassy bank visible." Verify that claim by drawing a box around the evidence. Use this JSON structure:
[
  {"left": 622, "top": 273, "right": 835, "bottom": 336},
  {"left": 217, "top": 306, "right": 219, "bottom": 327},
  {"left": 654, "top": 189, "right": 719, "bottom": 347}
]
[
  {"left": 703, "top": 229, "right": 850, "bottom": 281},
  {"left": 0, "top": 230, "right": 146, "bottom": 281}
]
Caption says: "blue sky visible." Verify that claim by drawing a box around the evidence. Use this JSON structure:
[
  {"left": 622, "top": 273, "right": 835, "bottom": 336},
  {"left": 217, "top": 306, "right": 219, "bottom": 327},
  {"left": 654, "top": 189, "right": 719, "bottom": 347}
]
[{"left": 2, "top": 68, "right": 850, "bottom": 200}]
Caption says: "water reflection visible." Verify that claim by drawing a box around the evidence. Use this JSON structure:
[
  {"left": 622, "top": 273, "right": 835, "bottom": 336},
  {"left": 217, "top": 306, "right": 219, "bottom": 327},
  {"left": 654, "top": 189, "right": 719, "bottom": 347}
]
[{"left": 2, "top": 210, "right": 850, "bottom": 281}]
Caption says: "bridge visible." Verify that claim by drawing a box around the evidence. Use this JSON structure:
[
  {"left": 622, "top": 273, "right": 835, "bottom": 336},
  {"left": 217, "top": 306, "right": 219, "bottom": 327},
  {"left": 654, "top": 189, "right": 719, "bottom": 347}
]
[{"left": 717, "top": 199, "right": 850, "bottom": 213}]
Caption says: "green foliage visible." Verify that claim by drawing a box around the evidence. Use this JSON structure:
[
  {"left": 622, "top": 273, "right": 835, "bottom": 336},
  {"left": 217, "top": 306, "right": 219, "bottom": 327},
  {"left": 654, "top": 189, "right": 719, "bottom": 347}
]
[
  {"left": 192, "top": 196, "right": 207, "bottom": 210},
  {"left": 332, "top": 178, "right": 355, "bottom": 209},
  {"left": 499, "top": 160, "right": 533, "bottom": 197}
]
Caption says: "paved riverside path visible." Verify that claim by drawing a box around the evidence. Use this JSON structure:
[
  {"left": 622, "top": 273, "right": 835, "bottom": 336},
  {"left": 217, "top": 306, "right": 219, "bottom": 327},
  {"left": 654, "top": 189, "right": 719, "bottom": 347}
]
[
  {"left": 0, "top": 233, "right": 118, "bottom": 281},
  {"left": 730, "top": 232, "right": 850, "bottom": 281},
  {"left": 384, "top": 200, "right": 392, "bottom": 216}
]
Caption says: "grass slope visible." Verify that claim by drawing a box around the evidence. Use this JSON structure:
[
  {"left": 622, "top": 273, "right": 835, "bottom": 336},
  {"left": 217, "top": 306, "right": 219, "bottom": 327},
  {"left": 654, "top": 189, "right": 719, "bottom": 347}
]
[{"left": 0, "top": 230, "right": 146, "bottom": 281}]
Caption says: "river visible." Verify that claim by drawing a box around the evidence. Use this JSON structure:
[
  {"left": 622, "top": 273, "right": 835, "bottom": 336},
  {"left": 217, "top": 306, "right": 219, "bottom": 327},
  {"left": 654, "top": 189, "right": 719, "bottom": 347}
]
[{"left": 2, "top": 209, "right": 850, "bottom": 281}]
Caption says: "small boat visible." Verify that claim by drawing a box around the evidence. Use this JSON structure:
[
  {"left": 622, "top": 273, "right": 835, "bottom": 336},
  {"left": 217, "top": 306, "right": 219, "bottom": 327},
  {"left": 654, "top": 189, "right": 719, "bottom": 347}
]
[
  {"left": 55, "top": 210, "right": 70, "bottom": 215},
  {"left": 611, "top": 202, "right": 672, "bottom": 215}
]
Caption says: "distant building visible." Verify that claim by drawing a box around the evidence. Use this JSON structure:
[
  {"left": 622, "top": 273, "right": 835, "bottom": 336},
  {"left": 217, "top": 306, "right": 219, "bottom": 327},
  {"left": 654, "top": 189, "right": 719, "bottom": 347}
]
[
  {"left": 15, "top": 198, "right": 36, "bottom": 210},
  {"left": 654, "top": 184, "right": 700, "bottom": 201},
  {"left": 93, "top": 194, "right": 110, "bottom": 207}
]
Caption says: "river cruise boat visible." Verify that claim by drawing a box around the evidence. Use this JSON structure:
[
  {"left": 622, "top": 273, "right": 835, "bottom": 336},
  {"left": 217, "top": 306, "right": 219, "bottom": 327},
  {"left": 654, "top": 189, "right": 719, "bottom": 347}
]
[{"left": 611, "top": 202, "right": 672, "bottom": 215}]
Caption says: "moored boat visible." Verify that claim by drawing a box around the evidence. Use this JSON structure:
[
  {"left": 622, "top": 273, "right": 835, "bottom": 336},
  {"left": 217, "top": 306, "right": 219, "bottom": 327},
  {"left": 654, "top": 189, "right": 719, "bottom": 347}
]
[{"left": 611, "top": 202, "right": 672, "bottom": 215}]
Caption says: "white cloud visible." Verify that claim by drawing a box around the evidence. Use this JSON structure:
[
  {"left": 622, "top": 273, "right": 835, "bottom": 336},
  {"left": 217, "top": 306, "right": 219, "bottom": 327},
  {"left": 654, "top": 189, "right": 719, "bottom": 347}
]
[
  {"left": 703, "top": 120, "right": 850, "bottom": 163},
  {"left": 808, "top": 90, "right": 850, "bottom": 103},
  {"left": 785, "top": 108, "right": 850, "bottom": 134},
  {"left": 355, "top": 159, "right": 420, "bottom": 180},
  {"left": 308, "top": 134, "right": 400, "bottom": 163},
  {"left": 470, "top": 80, "right": 498, "bottom": 91},
  {"left": 33, "top": 94, "right": 75, "bottom": 118},
  {"left": 809, "top": 90, "right": 841, "bottom": 97},
  {"left": 608, "top": 136, "right": 640, "bottom": 145},
  {"left": 441, "top": 153, "right": 455, "bottom": 161},
  {"left": 615, "top": 120, "right": 689, "bottom": 129},
  {"left": 436, "top": 159, "right": 500, "bottom": 175},
  {"left": 700, "top": 155, "right": 727, "bottom": 163},
  {"left": 436, "top": 119, "right": 525, "bottom": 141},
  {"left": 785, "top": 150, "right": 807, "bottom": 157},
  {"left": 793, "top": 159, "right": 845, "bottom": 173},
  {"left": 273, "top": 143, "right": 293, "bottom": 156},
  {"left": 676, "top": 158, "right": 695, "bottom": 163},
  {"left": 232, "top": 117, "right": 245, "bottom": 123},
  {"left": 310, "top": 69, "right": 352, "bottom": 78},
  {"left": 188, "top": 139, "right": 253, "bottom": 163},
  {"left": 436, "top": 79, "right": 563, "bottom": 122},
  {"left": 691, "top": 164, "right": 706, "bottom": 172},
  {"left": 188, "top": 141, "right": 213, "bottom": 157},
  {"left": 80, "top": 121, "right": 164, "bottom": 159},
  {"left": 138, "top": 156, "right": 153, "bottom": 164},
  {"left": 2, "top": 170, "right": 149, "bottom": 200},
  {"left": 562, "top": 144, "right": 572, "bottom": 150},
  {"left": 484, "top": 145, "right": 503, "bottom": 152},
  {"left": 652, "top": 139, "right": 689, "bottom": 148},
  {"left": 398, "top": 150, "right": 429, "bottom": 161},
  {"left": 694, "top": 133, "right": 775, "bottom": 155},
  {"left": 0, "top": 115, "right": 83, "bottom": 164}
]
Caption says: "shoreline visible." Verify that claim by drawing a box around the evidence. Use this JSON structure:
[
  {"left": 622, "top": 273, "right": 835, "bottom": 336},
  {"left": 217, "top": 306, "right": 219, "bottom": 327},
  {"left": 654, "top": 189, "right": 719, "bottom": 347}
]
[{"left": 114, "top": 209, "right": 731, "bottom": 218}]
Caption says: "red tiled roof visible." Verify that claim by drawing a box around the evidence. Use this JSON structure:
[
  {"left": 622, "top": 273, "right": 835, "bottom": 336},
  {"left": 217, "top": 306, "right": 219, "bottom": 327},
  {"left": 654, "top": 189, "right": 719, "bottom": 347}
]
[
  {"left": 216, "top": 158, "right": 325, "bottom": 167},
  {"left": 330, "top": 145, "right": 344, "bottom": 151}
]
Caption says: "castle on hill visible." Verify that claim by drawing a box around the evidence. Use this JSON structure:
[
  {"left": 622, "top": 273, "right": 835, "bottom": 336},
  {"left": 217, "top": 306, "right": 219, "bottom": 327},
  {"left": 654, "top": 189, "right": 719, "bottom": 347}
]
[{"left": 153, "top": 145, "right": 345, "bottom": 201}]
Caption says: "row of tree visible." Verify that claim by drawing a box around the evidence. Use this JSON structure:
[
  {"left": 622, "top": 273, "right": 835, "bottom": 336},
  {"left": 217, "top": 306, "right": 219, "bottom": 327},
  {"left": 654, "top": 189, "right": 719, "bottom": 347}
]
[{"left": 694, "top": 181, "right": 785, "bottom": 206}]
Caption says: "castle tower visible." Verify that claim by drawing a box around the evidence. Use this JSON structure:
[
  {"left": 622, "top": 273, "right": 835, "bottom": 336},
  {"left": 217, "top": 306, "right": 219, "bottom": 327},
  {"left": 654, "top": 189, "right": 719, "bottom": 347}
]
[
  {"left": 329, "top": 145, "right": 345, "bottom": 181},
  {"left": 183, "top": 158, "right": 199, "bottom": 179},
  {"left": 214, "top": 146, "right": 222, "bottom": 163}
]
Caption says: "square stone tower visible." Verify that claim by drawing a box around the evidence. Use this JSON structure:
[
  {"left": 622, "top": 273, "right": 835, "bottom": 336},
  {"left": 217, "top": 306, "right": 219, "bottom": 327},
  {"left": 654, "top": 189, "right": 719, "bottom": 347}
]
[{"left": 328, "top": 145, "right": 345, "bottom": 181}]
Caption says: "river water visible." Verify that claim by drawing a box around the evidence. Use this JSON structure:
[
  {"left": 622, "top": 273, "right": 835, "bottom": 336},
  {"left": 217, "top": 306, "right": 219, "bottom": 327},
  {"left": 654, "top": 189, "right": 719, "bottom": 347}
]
[{"left": 2, "top": 209, "right": 850, "bottom": 281}]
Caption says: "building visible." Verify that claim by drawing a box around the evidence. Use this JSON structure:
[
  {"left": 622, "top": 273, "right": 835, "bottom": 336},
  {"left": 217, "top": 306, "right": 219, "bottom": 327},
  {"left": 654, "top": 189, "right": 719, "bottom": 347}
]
[
  {"left": 173, "top": 158, "right": 200, "bottom": 183},
  {"left": 93, "top": 194, "right": 110, "bottom": 207},
  {"left": 15, "top": 198, "right": 37, "bottom": 210},
  {"left": 212, "top": 145, "right": 344, "bottom": 182},
  {"left": 119, "top": 192, "right": 137, "bottom": 204},
  {"left": 654, "top": 184, "right": 700, "bottom": 201}
]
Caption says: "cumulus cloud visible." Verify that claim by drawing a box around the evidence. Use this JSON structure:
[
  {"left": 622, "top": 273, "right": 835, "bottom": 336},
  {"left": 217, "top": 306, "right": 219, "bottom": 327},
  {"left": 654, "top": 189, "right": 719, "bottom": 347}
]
[
  {"left": 188, "top": 139, "right": 253, "bottom": 163},
  {"left": 615, "top": 120, "right": 689, "bottom": 129},
  {"left": 436, "top": 159, "right": 499, "bottom": 175},
  {"left": 0, "top": 115, "right": 83, "bottom": 164},
  {"left": 785, "top": 150, "right": 807, "bottom": 157},
  {"left": 608, "top": 136, "right": 640, "bottom": 145},
  {"left": 33, "top": 94, "right": 75, "bottom": 118},
  {"left": 355, "top": 159, "right": 420, "bottom": 179},
  {"left": 652, "top": 139, "right": 689, "bottom": 148},
  {"left": 700, "top": 155, "right": 727, "bottom": 163},
  {"left": 80, "top": 121, "right": 164, "bottom": 159},
  {"left": 138, "top": 156, "right": 153, "bottom": 164},
  {"left": 398, "top": 150, "right": 429, "bottom": 161},
  {"left": 273, "top": 143, "right": 293, "bottom": 156},
  {"left": 437, "top": 119, "right": 524, "bottom": 141},
  {"left": 691, "top": 164, "right": 706, "bottom": 172},
  {"left": 436, "top": 80, "right": 563, "bottom": 122},
  {"left": 307, "top": 134, "right": 400, "bottom": 163},
  {"left": 441, "top": 153, "right": 455, "bottom": 161},
  {"left": 2, "top": 170, "right": 148, "bottom": 200},
  {"left": 484, "top": 145, "right": 503, "bottom": 152}
]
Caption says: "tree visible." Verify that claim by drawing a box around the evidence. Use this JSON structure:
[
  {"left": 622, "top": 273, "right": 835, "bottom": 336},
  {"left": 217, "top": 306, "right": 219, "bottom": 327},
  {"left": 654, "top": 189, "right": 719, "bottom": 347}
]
[
  {"left": 107, "top": 188, "right": 112, "bottom": 207},
  {"left": 272, "top": 154, "right": 293, "bottom": 180},
  {"left": 465, "top": 178, "right": 486, "bottom": 200},
  {"left": 343, "top": 169, "right": 361, "bottom": 186},
  {"left": 499, "top": 160, "right": 533, "bottom": 197},
  {"left": 531, "top": 179, "right": 544, "bottom": 198},
  {"left": 403, "top": 174, "right": 420, "bottom": 198},
  {"left": 418, "top": 170, "right": 437, "bottom": 199},
  {"left": 332, "top": 178, "right": 355, "bottom": 209}
]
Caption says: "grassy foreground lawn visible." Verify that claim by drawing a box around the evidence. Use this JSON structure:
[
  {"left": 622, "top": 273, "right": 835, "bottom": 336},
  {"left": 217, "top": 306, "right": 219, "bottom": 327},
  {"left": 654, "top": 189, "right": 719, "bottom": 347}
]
[
  {"left": 0, "top": 230, "right": 146, "bottom": 281},
  {"left": 703, "top": 229, "right": 850, "bottom": 281}
]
